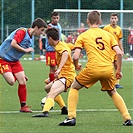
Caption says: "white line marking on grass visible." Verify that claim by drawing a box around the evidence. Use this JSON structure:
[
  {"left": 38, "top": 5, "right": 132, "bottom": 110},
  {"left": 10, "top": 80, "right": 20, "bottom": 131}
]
[{"left": 0, "top": 109, "right": 133, "bottom": 114}]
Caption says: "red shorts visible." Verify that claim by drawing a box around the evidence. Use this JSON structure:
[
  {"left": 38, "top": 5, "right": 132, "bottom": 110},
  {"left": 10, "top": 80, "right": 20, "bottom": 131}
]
[
  {"left": 0, "top": 58, "right": 23, "bottom": 74},
  {"left": 45, "top": 52, "right": 57, "bottom": 66}
]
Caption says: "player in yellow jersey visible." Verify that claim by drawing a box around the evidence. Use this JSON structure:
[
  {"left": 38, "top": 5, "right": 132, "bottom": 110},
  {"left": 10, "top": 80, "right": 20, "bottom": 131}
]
[
  {"left": 32, "top": 28, "right": 81, "bottom": 117},
  {"left": 59, "top": 11, "right": 133, "bottom": 126},
  {"left": 103, "top": 13, "right": 124, "bottom": 89}
]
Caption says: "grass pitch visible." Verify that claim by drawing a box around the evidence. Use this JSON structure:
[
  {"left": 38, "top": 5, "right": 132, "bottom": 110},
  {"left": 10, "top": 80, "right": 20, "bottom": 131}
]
[{"left": 0, "top": 57, "right": 133, "bottom": 133}]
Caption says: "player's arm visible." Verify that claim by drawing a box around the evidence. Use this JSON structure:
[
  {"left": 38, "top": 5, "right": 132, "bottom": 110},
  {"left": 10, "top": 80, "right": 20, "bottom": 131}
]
[
  {"left": 54, "top": 51, "right": 68, "bottom": 78},
  {"left": 73, "top": 48, "right": 81, "bottom": 70},
  {"left": 11, "top": 29, "right": 34, "bottom": 53},
  {"left": 118, "top": 39, "right": 124, "bottom": 56},
  {"left": 11, "top": 39, "right": 34, "bottom": 53},
  {"left": 113, "top": 45, "right": 123, "bottom": 79}
]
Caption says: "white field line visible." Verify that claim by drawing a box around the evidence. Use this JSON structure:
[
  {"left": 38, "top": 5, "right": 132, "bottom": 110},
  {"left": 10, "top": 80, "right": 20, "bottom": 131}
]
[{"left": 0, "top": 108, "right": 133, "bottom": 114}]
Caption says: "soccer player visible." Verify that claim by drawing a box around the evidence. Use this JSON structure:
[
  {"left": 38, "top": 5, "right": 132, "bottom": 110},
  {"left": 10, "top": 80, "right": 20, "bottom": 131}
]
[
  {"left": 59, "top": 11, "right": 133, "bottom": 126},
  {"left": 0, "top": 18, "right": 47, "bottom": 112},
  {"left": 128, "top": 27, "right": 133, "bottom": 57},
  {"left": 44, "top": 11, "right": 68, "bottom": 114},
  {"left": 32, "top": 28, "right": 81, "bottom": 117},
  {"left": 103, "top": 13, "right": 124, "bottom": 89},
  {"left": 44, "top": 11, "right": 62, "bottom": 84}
]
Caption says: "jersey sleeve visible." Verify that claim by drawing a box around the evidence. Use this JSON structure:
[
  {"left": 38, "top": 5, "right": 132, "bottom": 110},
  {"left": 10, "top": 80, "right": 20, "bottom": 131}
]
[
  {"left": 119, "top": 28, "right": 123, "bottom": 39},
  {"left": 13, "top": 29, "right": 26, "bottom": 44},
  {"left": 103, "top": 26, "right": 109, "bottom": 32},
  {"left": 67, "top": 43, "right": 75, "bottom": 51}
]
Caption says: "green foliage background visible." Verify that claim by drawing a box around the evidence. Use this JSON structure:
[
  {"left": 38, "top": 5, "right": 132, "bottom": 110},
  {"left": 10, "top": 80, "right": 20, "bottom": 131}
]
[{"left": 0, "top": 59, "right": 133, "bottom": 132}]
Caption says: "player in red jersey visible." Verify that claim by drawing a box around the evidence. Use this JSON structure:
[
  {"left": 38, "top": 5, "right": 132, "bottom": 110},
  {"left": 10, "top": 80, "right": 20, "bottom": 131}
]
[{"left": 0, "top": 18, "right": 47, "bottom": 112}]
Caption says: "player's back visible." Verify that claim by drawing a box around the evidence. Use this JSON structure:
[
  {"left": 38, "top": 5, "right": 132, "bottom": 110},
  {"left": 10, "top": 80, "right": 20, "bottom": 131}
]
[{"left": 75, "top": 27, "right": 117, "bottom": 68}]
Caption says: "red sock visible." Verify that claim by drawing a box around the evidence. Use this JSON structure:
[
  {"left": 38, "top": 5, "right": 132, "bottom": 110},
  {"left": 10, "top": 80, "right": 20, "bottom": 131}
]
[
  {"left": 18, "top": 84, "right": 27, "bottom": 104},
  {"left": 49, "top": 73, "right": 55, "bottom": 82}
]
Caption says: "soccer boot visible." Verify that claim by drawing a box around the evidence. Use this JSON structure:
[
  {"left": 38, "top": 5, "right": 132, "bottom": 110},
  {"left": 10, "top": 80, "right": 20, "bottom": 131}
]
[
  {"left": 115, "top": 84, "right": 123, "bottom": 89},
  {"left": 32, "top": 111, "right": 49, "bottom": 117},
  {"left": 61, "top": 106, "right": 68, "bottom": 115},
  {"left": 20, "top": 105, "right": 32, "bottom": 113},
  {"left": 123, "top": 120, "right": 133, "bottom": 126},
  {"left": 59, "top": 118, "right": 76, "bottom": 126}
]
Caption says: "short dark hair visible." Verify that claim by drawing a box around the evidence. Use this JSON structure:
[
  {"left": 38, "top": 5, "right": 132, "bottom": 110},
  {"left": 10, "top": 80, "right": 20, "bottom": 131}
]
[
  {"left": 31, "top": 18, "right": 47, "bottom": 28},
  {"left": 45, "top": 27, "right": 59, "bottom": 40},
  {"left": 87, "top": 11, "right": 101, "bottom": 25},
  {"left": 51, "top": 11, "right": 59, "bottom": 17},
  {"left": 110, "top": 13, "right": 118, "bottom": 17}
]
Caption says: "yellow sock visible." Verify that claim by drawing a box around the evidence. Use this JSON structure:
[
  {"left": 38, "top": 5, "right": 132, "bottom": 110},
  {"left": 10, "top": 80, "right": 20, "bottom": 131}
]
[
  {"left": 68, "top": 88, "right": 79, "bottom": 119},
  {"left": 54, "top": 94, "right": 66, "bottom": 109},
  {"left": 42, "top": 98, "right": 54, "bottom": 112},
  {"left": 111, "top": 92, "right": 131, "bottom": 121}
]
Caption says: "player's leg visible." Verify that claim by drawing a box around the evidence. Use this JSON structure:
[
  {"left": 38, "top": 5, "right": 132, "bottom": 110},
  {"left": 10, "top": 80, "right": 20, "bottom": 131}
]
[
  {"left": 100, "top": 67, "right": 132, "bottom": 126},
  {"left": 113, "top": 60, "right": 123, "bottom": 89},
  {"left": 49, "top": 65, "right": 56, "bottom": 82},
  {"left": 44, "top": 66, "right": 56, "bottom": 84},
  {"left": 45, "top": 52, "right": 56, "bottom": 84},
  {"left": 108, "top": 89, "right": 132, "bottom": 126},
  {"left": 44, "top": 81, "right": 53, "bottom": 93},
  {"left": 59, "top": 79, "right": 83, "bottom": 126},
  {"left": 59, "top": 67, "right": 96, "bottom": 126},
  {"left": 32, "top": 79, "right": 66, "bottom": 117},
  {"left": 0, "top": 59, "right": 15, "bottom": 85},
  {"left": 54, "top": 94, "right": 68, "bottom": 114},
  {"left": 2, "top": 72, "right": 15, "bottom": 85},
  {"left": 44, "top": 81, "right": 67, "bottom": 114},
  {"left": 15, "top": 71, "right": 32, "bottom": 113},
  {"left": 13, "top": 61, "right": 32, "bottom": 113}
]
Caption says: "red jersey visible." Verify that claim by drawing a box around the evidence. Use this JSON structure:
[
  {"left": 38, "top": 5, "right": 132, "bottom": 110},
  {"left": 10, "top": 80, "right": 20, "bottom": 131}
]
[{"left": 128, "top": 30, "right": 133, "bottom": 44}]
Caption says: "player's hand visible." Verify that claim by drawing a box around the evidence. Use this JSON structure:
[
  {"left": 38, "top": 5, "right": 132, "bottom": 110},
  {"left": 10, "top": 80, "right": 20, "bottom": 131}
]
[
  {"left": 116, "top": 71, "right": 123, "bottom": 79},
  {"left": 25, "top": 47, "right": 34, "bottom": 53},
  {"left": 54, "top": 69, "right": 61, "bottom": 78},
  {"left": 76, "top": 63, "right": 82, "bottom": 71}
]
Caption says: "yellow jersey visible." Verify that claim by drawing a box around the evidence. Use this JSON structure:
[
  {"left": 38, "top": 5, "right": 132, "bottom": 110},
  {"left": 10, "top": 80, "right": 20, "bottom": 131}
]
[
  {"left": 103, "top": 24, "right": 122, "bottom": 44},
  {"left": 54, "top": 41, "right": 76, "bottom": 79},
  {"left": 75, "top": 27, "right": 118, "bottom": 68}
]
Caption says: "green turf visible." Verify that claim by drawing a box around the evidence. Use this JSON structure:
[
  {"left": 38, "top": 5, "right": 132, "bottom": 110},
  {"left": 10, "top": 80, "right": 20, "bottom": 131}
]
[{"left": 0, "top": 59, "right": 133, "bottom": 133}]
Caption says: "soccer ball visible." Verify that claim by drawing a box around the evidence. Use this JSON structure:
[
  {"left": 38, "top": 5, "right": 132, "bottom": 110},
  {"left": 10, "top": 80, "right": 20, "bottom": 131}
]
[
  {"left": 40, "top": 97, "right": 47, "bottom": 108},
  {"left": 39, "top": 55, "right": 45, "bottom": 60}
]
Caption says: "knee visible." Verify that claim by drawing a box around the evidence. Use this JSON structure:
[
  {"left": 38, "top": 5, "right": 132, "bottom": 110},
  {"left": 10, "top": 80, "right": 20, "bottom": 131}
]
[
  {"left": 44, "top": 84, "right": 51, "bottom": 93},
  {"left": 47, "top": 92, "right": 55, "bottom": 99},
  {"left": 8, "top": 80, "right": 15, "bottom": 86},
  {"left": 44, "top": 85, "right": 48, "bottom": 90},
  {"left": 18, "top": 78, "right": 26, "bottom": 85}
]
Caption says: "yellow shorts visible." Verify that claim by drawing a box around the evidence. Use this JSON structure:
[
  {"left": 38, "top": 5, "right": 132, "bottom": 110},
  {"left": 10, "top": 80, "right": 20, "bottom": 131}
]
[
  {"left": 57, "top": 75, "right": 75, "bottom": 92},
  {"left": 76, "top": 66, "right": 115, "bottom": 91}
]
